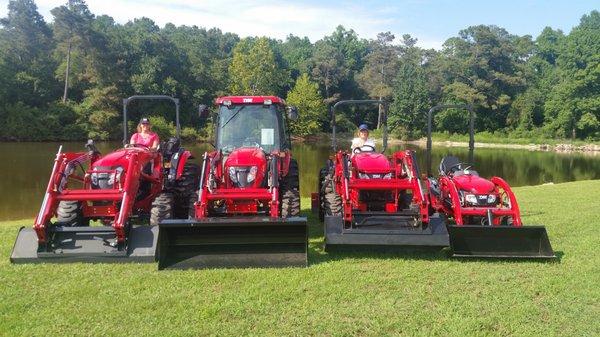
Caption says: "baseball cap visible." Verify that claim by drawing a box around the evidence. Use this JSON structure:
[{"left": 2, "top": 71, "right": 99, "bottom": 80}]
[
  {"left": 140, "top": 118, "right": 150, "bottom": 124},
  {"left": 358, "top": 123, "right": 369, "bottom": 131}
]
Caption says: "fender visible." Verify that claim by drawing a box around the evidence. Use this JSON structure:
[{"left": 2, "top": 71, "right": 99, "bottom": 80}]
[{"left": 170, "top": 150, "right": 193, "bottom": 181}]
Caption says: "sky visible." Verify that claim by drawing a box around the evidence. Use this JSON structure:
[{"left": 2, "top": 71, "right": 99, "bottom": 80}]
[{"left": 0, "top": 0, "right": 597, "bottom": 49}]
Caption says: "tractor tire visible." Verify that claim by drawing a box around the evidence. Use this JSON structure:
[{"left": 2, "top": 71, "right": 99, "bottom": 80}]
[
  {"left": 280, "top": 159, "right": 300, "bottom": 217},
  {"left": 150, "top": 192, "right": 174, "bottom": 226},
  {"left": 318, "top": 167, "right": 327, "bottom": 222},
  {"left": 56, "top": 201, "right": 89, "bottom": 226},
  {"left": 323, "top": 172, "right": 342, "bottom": 216},
  {"left": 172, "top": 163, "right": 200, "bottom": 219}
]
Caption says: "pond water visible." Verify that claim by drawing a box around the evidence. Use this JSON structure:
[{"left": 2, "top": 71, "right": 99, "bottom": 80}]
[{"left": 1, "top": 141, "right": 599, "bottom": 221}]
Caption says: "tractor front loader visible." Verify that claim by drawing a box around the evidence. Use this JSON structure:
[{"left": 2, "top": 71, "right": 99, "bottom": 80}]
[
  {"left": 316, "top": 100, "right": 449, "bottom": 251},
  {"left": 425, "top": 104, "right": 555, "bottom": 259},
  {"left": 157, "top": 96, "right": 307, "bottom": 269},
  {"left": 11, "top": 95, "right": 197, "bottom": 263}
]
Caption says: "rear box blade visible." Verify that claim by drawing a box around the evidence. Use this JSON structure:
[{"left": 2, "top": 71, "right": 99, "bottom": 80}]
[
  {"left": 448, "top": 225, "right": 555, "bottom": 259},
  {"left": 157, "top": 217, "right": 308, "bottom": 270},
  {"left": 10, "top": 226, "right": 157, "bottom": 263}
]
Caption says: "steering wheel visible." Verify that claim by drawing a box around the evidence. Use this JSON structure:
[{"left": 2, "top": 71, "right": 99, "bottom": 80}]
[
  {"left": 447, "top": 162, "right": 472, "bottom": 174},
  {"left": 242, "top": 138, "right": 261, "bottom": 148},
  {"left": 353, "top": 145, "right": 376, "bottom": 154},
  {"left": 126, "top": 143, "right": 150, "bottom": 150}
]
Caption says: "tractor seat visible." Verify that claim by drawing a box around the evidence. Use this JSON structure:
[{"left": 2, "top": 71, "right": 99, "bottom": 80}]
[
  {"left": 162, "top": 137, "right": 180, "bottom": 159},
  {"left": 439, "top": 155, "right": 479, "bottom": 177},
  {"left": 439, "top": 156, "right": 461, "bottom": 175}
]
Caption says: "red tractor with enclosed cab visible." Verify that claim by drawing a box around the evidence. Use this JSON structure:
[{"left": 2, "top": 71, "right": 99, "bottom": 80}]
[
  {"left": 424, "top": 104, "right": 555, "bottom": 258},
  {"left": 316, "top": 100, "right": 449, "bottom": 250},
  {"left": 156, "top": 96, "right": 307, "bottom": 269},
  {"left": 11, "top": 95, "right": 197, "bottom": 263}
]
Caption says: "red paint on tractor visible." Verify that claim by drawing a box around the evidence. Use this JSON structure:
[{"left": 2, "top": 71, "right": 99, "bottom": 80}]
[
  {"left": 451, "top": 174, "right": 495, "bottom": 194},
  {"left": 351, "top": 152, "right": 391, "bottom": 173}
]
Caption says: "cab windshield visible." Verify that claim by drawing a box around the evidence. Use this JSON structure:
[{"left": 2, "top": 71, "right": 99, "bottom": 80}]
[{"left": 216, "top": 104, "right": 284, "bottom": 154}]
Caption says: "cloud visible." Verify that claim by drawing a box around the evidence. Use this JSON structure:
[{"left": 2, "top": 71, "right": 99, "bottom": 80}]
[
  {"left": 0, "top": 0, "right": 442, "bottom": 47},
  {"left": 0, "top": 0, "right": 397, "bottom": 40}
]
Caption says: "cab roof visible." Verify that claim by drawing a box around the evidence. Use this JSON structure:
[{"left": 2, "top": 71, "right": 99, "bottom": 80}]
[{"left": 215, "top": 96, "right": 285, "bottom": 105}]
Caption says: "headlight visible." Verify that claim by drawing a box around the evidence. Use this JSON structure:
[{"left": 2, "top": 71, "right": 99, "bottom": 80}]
[
  {"left": 91, "top": 168, "right": 98, "bottom": 186},
  {"left": 247, "top": 166, "right": 258, "bottom": 183},
  {"left": 228, "top": 166, "right": 238, "bottom": 184},
  {"left": 383, "top": 173, "right": 393, "bottom": 179},
  {"left": 358, "top": 172, "right": 369, "bottom": 179},
  {"left": 228, "top": 166, "right": 257, "bottom": 187},
  {"left": 465, "top": 194, "right": 478, "bottom": 205},
  {"left": 487, "top": 194, "right": 497, "bottom": 204},
  {"left": 108, "top": 166, "right": 124, "bottom": 185}
]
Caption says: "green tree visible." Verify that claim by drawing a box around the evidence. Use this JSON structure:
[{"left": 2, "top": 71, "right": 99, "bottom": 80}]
[
  {"left": 0, "top": 0, "right": 55, "bottom": 105},
  {"left": 544, "top": 11, "right": 600, "bottom": 139},
  {"left": 439, "top": 25, "right": 529, "bottom": 131},
  {"left": 280, "top": 34, "right": 313, "bottom": 79},
  {"left": 311, "top": 26, "right": 367, "bottom": 103},
  {"left": 228, "top": 37, "right": 289, "bottom": 95},
  {"left": 310, "top": 40, "right": 348, "bottom": 101},
  {"left": 357, "top": 32, "right": 400, "bottom": 128},
  {"left": 389, "top": 36, "right": 430, "bottom": 138},
  {"left": 51, "top": 0, "right": 100, "bottom": 102},
  {"left": 74, "top": 85, "right": 120, "bottom": 140},
  {"left": 286, "top": 73, "right": 326, "bottom": 137}
]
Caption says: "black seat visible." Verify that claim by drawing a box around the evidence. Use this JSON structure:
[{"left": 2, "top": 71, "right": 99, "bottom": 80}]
[
  {"left": 162, "top": 137, "right": 180, "bottom": 160},
  {"left": 439, "top": 156, "right": 461, "bottom": 175}
]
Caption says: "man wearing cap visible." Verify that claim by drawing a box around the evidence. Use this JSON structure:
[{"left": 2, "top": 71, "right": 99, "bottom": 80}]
[
  {"left": 351, "top": 123, "right": 376, "bottom": 154},
  {"left": 130, "top": 117, "right": 160, "bottom": 150}
]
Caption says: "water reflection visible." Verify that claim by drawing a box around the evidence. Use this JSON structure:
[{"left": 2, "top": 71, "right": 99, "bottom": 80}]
[{"left": 1, "top": 141, "right": 599, "bottom": 220}]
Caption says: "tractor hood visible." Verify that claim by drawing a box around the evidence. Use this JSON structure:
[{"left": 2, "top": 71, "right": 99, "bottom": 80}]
[
  {"left": 92, "top": 148, "right": 129, "bottom": 168},
  {"left": 352, "top": 153, "right": 391, "bottom": 173},
  {"left": 92, "top": 147, "right": 152, "bottom": 169},
  {"left": 225, "top": 147, "right": 267, "bottom": 167},
  {"left": 453, "top": 174, "right": 496, "bottom": 194}
]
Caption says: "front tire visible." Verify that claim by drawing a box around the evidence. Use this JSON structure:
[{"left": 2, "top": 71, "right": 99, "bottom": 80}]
[
  {"left": 56, "top": 201, "right": 89, "bottom": 226},
  {"left": 150, "top": 192, "right": 174, "bottom": 226}
]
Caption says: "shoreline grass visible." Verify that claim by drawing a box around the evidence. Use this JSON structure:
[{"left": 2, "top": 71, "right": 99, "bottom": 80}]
[{"left": 1, "top": 180, "right": 599, "bottom": 336}]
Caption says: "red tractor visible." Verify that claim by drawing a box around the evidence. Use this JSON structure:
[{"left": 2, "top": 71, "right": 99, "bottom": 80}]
[
  {"left": 11, "top": 95, "right": 197, "bottom": 263},
  {"left": 316, "top": 100, "right": 448, "bottom": 250},
  {"left": 425, "top": 104, "right": 554, "bottom": 258},
  {"left": 157, "top": 96, "right": 307, "bottom": 269}
]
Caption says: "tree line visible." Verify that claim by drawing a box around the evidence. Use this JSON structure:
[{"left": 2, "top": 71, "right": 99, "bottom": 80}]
[{"left": 0, "top": 0, "right": 598, "bottom": 142}]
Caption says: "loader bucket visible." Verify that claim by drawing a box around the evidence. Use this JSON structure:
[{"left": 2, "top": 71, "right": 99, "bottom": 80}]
[
  {"left": 10, "top": 226, "right": 157, "bottom": 264},
  {"left": 325, "top": 214, "right": 450, "bottom": 250},
  {"left": 448, "top": 225, "right": 555, "bottom": 259},
  {"left": 157, "top": 217, "right": 308, "bottom": 270}
]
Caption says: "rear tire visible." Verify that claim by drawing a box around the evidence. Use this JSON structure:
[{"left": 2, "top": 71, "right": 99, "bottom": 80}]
[
  {"left": 318, "top": 168, "right": 327, "bottom": 222},
  {"left": 323, "top": 171, "right": 342, "bottom": 216},
  {"left": 150, "top": 192, "right": 174, "bottom": 226},
  {"left": 172, "top": 163, "right": 200, "bottom": 219},
  {"left": 56, "top": 201, "right": 89, "bottom": 226},
  {"left": 280, "top": 159, "right": 300, "bottom": 217}
]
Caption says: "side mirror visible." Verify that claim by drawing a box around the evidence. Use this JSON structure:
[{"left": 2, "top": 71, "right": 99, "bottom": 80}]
[
  {"left": 286, "top": 106, "right": 299, "bottom": 121},
  {"left": 198, "top": 104, "right": 209, "bottom": 119}
]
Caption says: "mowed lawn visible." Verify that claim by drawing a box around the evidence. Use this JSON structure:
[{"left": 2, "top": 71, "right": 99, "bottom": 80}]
[{"left": 1, "top": 180, "right": 599, "bottom": 336}]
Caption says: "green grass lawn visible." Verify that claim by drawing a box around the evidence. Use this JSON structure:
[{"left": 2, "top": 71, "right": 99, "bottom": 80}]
[{"left": 1, "top": 181, "right": 599, "bottom": 336}]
